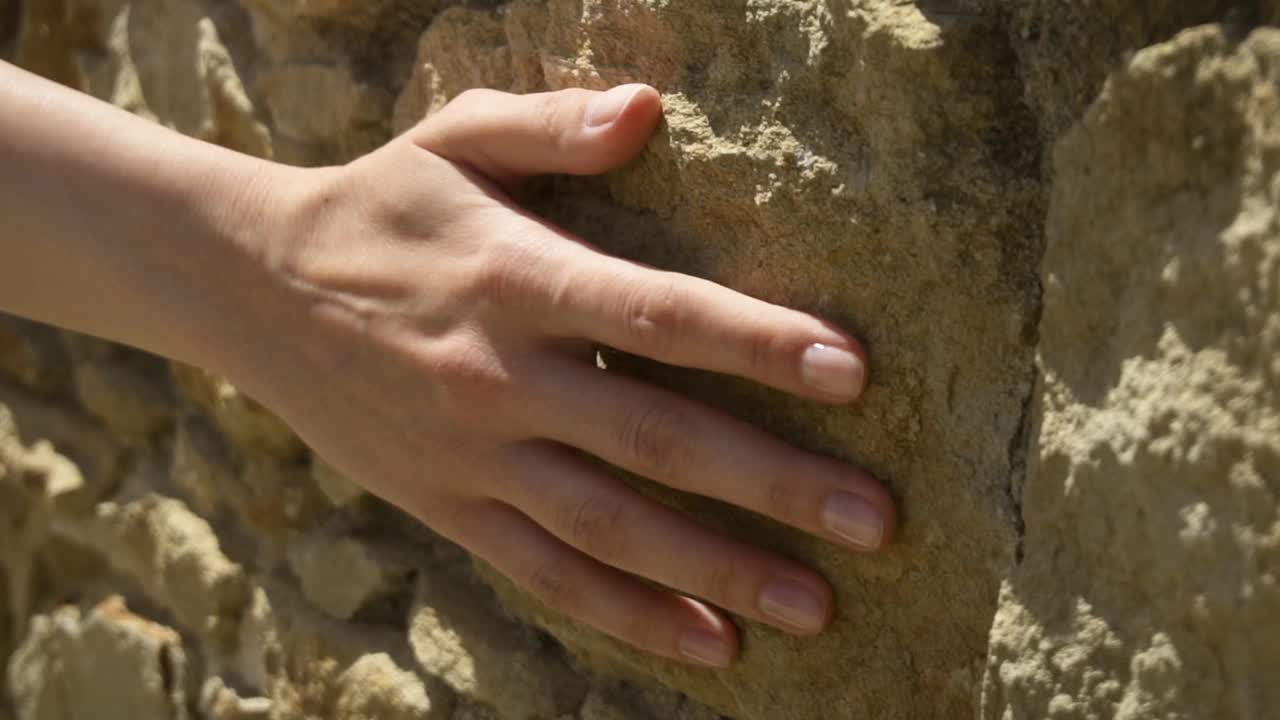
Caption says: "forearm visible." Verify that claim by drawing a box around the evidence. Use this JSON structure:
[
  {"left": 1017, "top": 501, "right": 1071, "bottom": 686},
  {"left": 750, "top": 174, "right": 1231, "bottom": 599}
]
[{"left": 0, "top": 61, "right": 293, "bottom": 375}]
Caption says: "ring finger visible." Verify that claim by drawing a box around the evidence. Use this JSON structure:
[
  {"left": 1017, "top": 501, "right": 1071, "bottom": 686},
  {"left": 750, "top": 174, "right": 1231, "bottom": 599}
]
[{"left": 493, "top": 441, "right": 836, "bottom": 635}]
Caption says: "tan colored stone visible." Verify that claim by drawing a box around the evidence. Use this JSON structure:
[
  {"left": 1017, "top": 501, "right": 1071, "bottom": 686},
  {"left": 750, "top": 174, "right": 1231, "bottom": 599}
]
[
  {"left": 73, "top": 360, "right": 172, "bottom": 438},
  {"left": 0, "top": 403, "right": 87, "bottom": 651},
  {"left": 171, "top": 364, "right": 303, "bottom": 459},
  {"left": 408, "top": 568, "right": 586, "bottom": 719},
  {"left": 288, "top": 530, "right": 409, "bottom": 620},
  {"left": 333, "top": 653, "right": 434, "bottom": 719},
  {"left": 0, "top": 381, "right": 122, "bottom": 498},
  {"left": 199, "top": 678, "right": 273, "bottom": 720},
  {"left": 458, "top": 2, "right": 1039, "bottom": 716},
  {"left": 0, "top": 318, "right": 68, "bottom": 392},
  {"left": 64, "top": 495, "right": 250, "bottom": 651},
  {"left": 577, "top": 682, "right": 720, "bottom": 720},
  {"left": 171, "top": 414, "right": 238, "bottom": 517},
  {"left": 310, "top": 457, "right": 366, "bottom": 507},
  {"left": 7, "top": 597, "right": 188, "bottom": 720},
  {"left": 392, "top": 6, "right": 513, "bottom": 134},
  {"left": 983, "top": 26, "right": 1280, "bottom": 720},
  {"left": 234, "top": 579, "right": 451, "bottom": 720}
]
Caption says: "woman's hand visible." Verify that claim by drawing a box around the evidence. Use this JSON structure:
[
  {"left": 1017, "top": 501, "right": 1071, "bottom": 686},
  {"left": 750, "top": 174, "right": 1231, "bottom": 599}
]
[
  {"left": 0, "top": 61, "right": 891, "bottom": 667},
  {"left": 233, "top": 85, "right": 898, "bottom": 668}
]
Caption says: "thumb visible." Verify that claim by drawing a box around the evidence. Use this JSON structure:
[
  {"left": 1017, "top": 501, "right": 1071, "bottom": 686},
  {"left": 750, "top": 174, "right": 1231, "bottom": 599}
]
[{"left": 410, "top": 84, "right": 663, "bottom": 183}]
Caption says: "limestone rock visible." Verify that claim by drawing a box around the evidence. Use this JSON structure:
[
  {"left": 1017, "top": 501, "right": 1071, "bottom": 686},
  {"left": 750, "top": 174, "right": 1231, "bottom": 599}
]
[
  {"left": 982, "top": 26, "right": 1280, "bottom": 720},
  {"left": 449, "top": 3, "right": 1038, "bottom": 716},
  {"left": 332, "top": 653, "right": 434, "bottom": 719},
  {"left": 73, "top": 360, "right": 172, "bottom": 439},
  {"left": 0, "top": 382, "right": 122, "bottom": 498},
  {"left": 287, "top": 530, "right": 410, "bottom": 620},
  {"left": 171, "top": 414, "right": 239, "bottom": 518},
  {"left": 171, "top": 364, "right": 303, "bottom": 460},
  {"left": 408, "top": 569, "right": 586, "bottom": 719},
  {"left": 233, "top": 580, "right": 450, "bottom": 720},
  {"left": 199, "top": 678, "right": 273, "bottom": 720},
  {"left": 72, "top": 495, "right": 250, "bottom": 651},
  {"left": 0, "top": 317, "right": 68, "bottom": 392},
  {"left": 309, "top": 456, "right": 366, "bottom": 508},
  {"left": 392, "top": 6, "right": 514, "bottom": 134},
  {"left": 7, "top": 597, "right": 188, "bottom": 720}
]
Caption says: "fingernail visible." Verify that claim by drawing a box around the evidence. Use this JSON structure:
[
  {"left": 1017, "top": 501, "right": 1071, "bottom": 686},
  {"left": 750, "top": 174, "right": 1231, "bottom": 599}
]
[
  {"left": 585, "top": 84, "right": 647, "bottom": 127},
  {"left": 821, "top": 492, "right": 884, "bottom": 551},
  {"left": 800, "top": 343, "right": 865, "bottom": 398},
  {"left": 678, "top": 629, "right": 733, "bottom": 668},
  {"left": 758, "top": 578, "right": 827, "bottom": 633}
]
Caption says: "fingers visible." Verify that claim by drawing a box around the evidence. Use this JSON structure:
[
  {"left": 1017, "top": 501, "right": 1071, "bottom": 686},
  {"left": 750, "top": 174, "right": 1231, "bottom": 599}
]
[
  {"left": 412, "top": 85, "right": 663, "bottom": 183},
  {"left": 492, "top": 443, "right": 836, "bottom": 636},
  {"left": 543, "top": 250, "right": 870, "bottom": 403},
  {"left": 414, "top": 85, "right": 868, "bottom": 403},
  {"left": 449, "top": 499, "right": 740, "bottom": 668},
  {"left": 529, "top": 356, "right": 896, "bottom": 552}
]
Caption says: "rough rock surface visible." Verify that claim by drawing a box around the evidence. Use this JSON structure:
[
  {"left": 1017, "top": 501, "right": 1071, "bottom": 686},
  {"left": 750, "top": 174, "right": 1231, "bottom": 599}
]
[
  {"left": 2, "top": 1, "right": 1278, "bottom": 720},
  {"left": 9, "top": 597, "right": 190, "bottom": 720},
  {"left": 983, "top": 26, "right": 1280, "bottom": 720}
]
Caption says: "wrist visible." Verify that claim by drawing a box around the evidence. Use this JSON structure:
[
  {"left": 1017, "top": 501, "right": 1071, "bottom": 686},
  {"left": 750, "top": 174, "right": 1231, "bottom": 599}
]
[
  {"left": 171, "top": 153, "right": 314, "bottom": 384},
  {"left": 189, "top": 158, "right": 358, "bottom": 403}
]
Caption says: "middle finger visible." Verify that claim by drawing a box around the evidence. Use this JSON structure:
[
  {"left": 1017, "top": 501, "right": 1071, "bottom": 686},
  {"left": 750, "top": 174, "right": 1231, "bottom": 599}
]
[
  {"left": 528, "top": 356, "right": 896, "bottom": 553},
  {"left": 494, "top": 441, "right": 835, "bottom": 634}
]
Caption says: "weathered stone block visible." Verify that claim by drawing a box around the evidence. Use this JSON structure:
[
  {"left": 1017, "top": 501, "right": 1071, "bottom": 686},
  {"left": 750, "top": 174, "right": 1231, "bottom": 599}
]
[
  {"left": 983, "top": 25, "right": 1280, "bottom": 720},
  {"left": 7, "top": 597, "right": 189, "bottom": 720}
]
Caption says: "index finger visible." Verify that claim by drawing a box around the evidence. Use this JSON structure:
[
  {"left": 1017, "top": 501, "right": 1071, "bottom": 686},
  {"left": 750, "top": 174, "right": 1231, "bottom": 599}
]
[{"left": 543, "top": 249, "right": 869, "bottom": 402}]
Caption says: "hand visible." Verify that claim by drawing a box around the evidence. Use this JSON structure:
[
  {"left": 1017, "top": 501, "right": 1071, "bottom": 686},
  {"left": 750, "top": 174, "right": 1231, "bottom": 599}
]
[{"left": 242, "top": 84, "right": 897, "bottom": 668}]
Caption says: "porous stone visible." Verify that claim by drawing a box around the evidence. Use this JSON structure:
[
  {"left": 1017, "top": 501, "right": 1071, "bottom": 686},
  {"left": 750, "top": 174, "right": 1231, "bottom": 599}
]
[
  {"left": 171, "top": 365, "right": 303, "bottom": 460},
  {"left": 309, "top": 457, "right": 366, "bottom": 508},
  {"left": 233, "top": 580, "right": 451, "bottom": 720},
  {"left": 0, "top": 317, "right": 68, "bottom": 392},
  {"left": 7, "top": 597, "right": 188, "bottom": 720},
  {"left": 982, "top": 25, "right": 1280, "bottom": 720},
  {"left": 69, "top": 495, "right": 251, "bottom": 651},
  {"left": 73, "top": 360, "right": 172, "bottom": 439},
  {"left": 199, "top": 678, "right": 273, "bottom": 720},
  {"left": 457, "top": 3, "right": 1039, "bottom": 716},
  {"left": 287, "top": 530, "right": 409, "bottom": 620},
  {"left": 332, "top": 653, "right": 434, "bottom": 719},
  {"left": 408, "top": 569, "right": 587, "bottom": 719}
]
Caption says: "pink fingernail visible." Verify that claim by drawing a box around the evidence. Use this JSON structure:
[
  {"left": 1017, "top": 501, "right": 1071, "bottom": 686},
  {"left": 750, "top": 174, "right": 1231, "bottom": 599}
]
[
  {"left": 758, "top": 578, "right": 827, "bottom": 633},
  {"left": 821, "top": 492, "right": 884, "bottom": 551},
  {"left": 800, "top": 343, "right": 865, "bottom": 398},
  {"left": 585, "top": 84, "right": 647, "bottom": 127},
  {"left": 678, "top": 629, "right": 733, "bottom": 668}
]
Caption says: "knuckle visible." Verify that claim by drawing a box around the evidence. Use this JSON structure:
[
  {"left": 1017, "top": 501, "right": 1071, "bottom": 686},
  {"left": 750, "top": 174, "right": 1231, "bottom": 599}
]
[
  {"left": 527, "top": 560, "right": 575, "bottom": 612},
  {"left": 448, "top": 88, "right": 503, "bottom": 115},
  {"left": 425, "top": 339, "right": 512, "bottom": 426},
  {"left": 472, "top": 237, "right": 548, "bottom": 305},
  {"left": 564, "top": 494, "right": 627, "bottom": 559},
  {"left": 471, "top": 225, "right": 565, "bottom": 307},
  {"left": 619, "top": 405, "right": 697, "bottom": 480},
  {"left": 620, "top": 277, "right": 687, "bottom": 354}
]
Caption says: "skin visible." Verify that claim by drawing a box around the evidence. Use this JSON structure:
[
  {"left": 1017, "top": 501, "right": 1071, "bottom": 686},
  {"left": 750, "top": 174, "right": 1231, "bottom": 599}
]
[{"left": 0, "top": 62, "right": 897, "bottom": 668}]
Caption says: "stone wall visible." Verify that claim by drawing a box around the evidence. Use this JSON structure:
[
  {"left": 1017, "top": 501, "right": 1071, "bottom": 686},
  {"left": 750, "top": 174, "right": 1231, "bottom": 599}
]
[{"left": 2, "top": 1, "right": 1277, "bottom": 719}]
